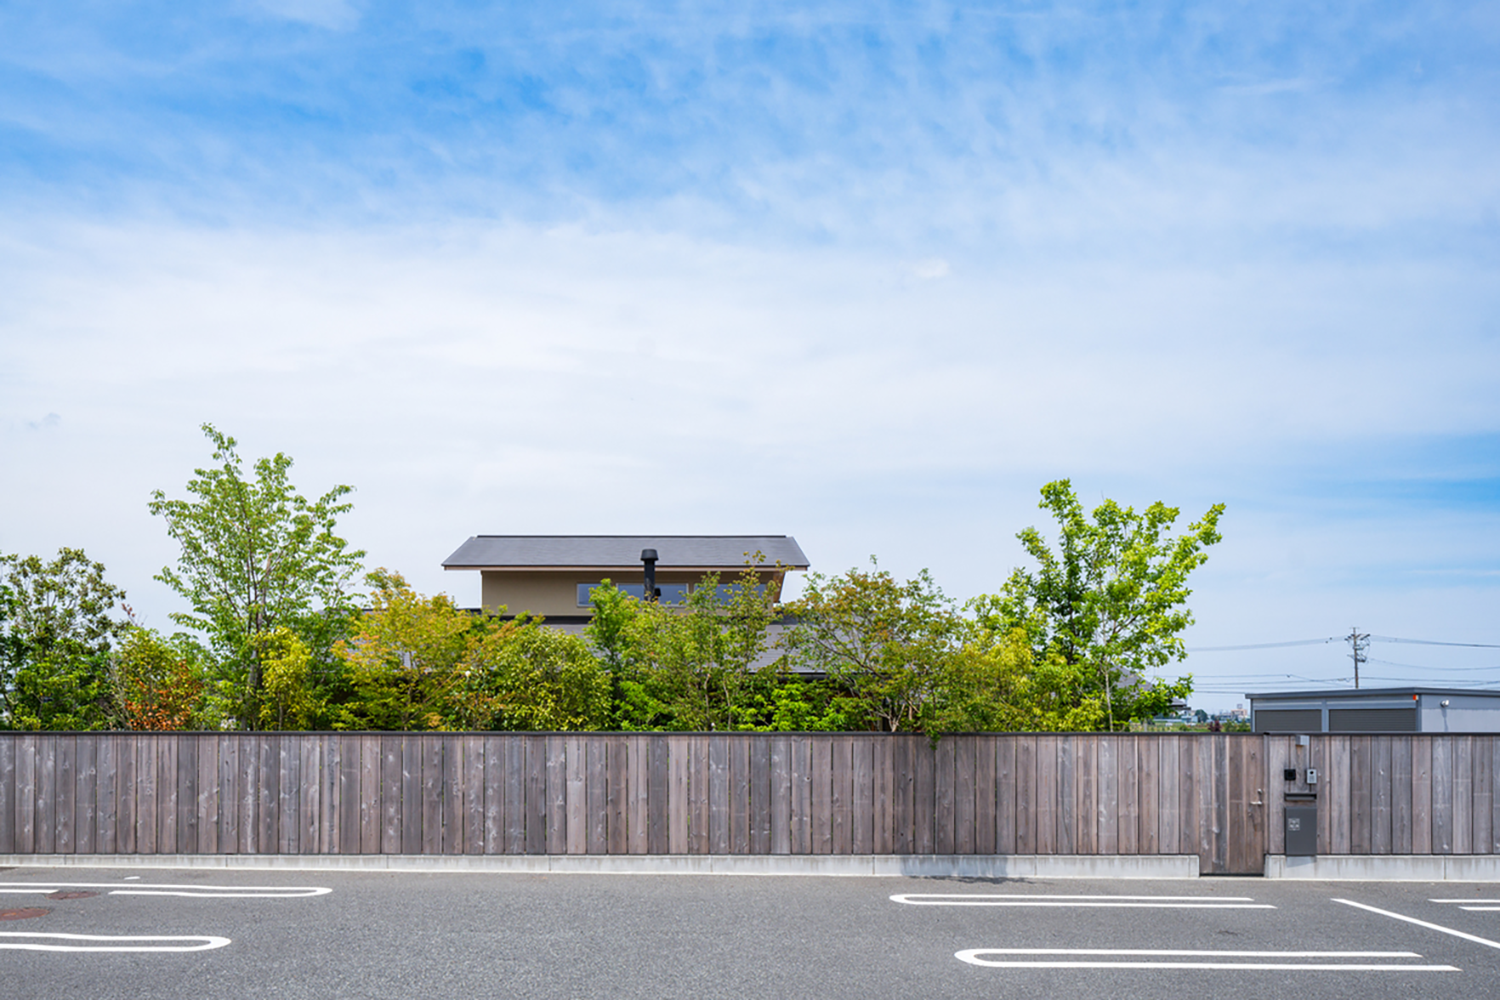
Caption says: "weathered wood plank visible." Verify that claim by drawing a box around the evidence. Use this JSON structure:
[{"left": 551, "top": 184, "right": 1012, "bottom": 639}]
[
  {"left": 514, "top": 735, "right": 535, "bottom": 854},
  {"left": 1158, "top": 735, "right": 1179, "bottom": 854},
  {"left": 546, "top": 735, "right": 568, "bottom": 855},
  {"left": 562, "top": 736, "right": 585, "bottom": 855},
  {"left": 608, "top": 735, "right": 630, "bottom": 855},
  {"left": 1327, "top": 736, "right": 1350, "bottom": 854},
  {"left": 790, "top": 736, "right": 811, "bottom": 854},
  {"left": 299, "top": 734, "right": 318, "bottom": 855},
  {"left": 750, "top": 735, "right": 772, "bottom": 855},
  {"left": 731, "top": 736, "right": 751, "bottom": 855},
  {"left": 1034, "top": 735, "right": 1056, "bottom": 854},
  {"left": 873, "top": 736, "right": 894, "bottom": 855},
  {"left": 1454, "top": 736, "right": 1474, "bottom": 854},
  {"left": 891, "top": 736, "right": 912, "bottom": 854},
  {"left": 852, "top": 737, "right": 873, "bottom": 855},
  {"left": 239, "top": 735, "right": 258, "bottom": 853},
  {"left": 1017, "top": 735, "right": 1039, "bottom": 854},
  {"left": 1412, "top": 737, "right": 1432, "bottom": 854},
  {"left": 137, "top": 736, "right": 158, "bottom": 854},
  {"left": 1093, "top": 736, "right": 1114, "bottom": 855},
  {"left": 912, "top": 736, "right": 935, "bottom": 855},
  {"left": 628, "top": 735, "right": 649, "bottom": 855},
  {"left": 585, "top": 736, "right": 607, "bottom": 855},
  {"left": 450, "top": 735, "right": 473, "bottom": 855},
  {"left": 483, "top": 736, "right": 504, "bottom": 855},
  {"left": 831, "top": 736, "right": 853, "bottom": 855},
  {"left": 648, "top": 736, "right": 670, "bottom": 855},
  {"left": 1054, "top": 735, "right": 1074, "bottom": 854},
  {"left": 117, "top": 735, "right": 137, "bottom": 854},
  {"left": 56, "top": 735, "right": 76, "bottom": 855},
  {"left": 933, "top": 737, "right": 956, "bottom": 855},
  {"left": 0, "top": 736, "right": 13, "bottom": 854},
  {"left": 196, "top": 735, "right": 217, "bottom": 854},
  {"left": 1119, "top": 737, "right": 1140, "bottom": 855},
  {"left": 708, "top": 735, "right": 730, "bottom": 855},
  {"left": 994, "top": 737, "right": 1016, "bottom": 855},
  {"left": 1391, "top": 736, "right": 1413, "bottom": 854},
  {"left": 1350, "top": 736, "right": 1373, "bottom": 855},
  {"left": 16, "top": 735, "right": 37, "bottom": 853},
  {"left": 379, "top": 735, "right": 401, "bottom": 854},
  {"left": 1136, "top": 737, "right": 1156, "bottom": 854},
  {"left": 1470, "top": 737, "right": 1491, "bottom": 855},
  {"left": 36, "top": 735, "right": 57, "bottom": 854},
  {"left": 770, "top": 736, "right": 791, "bottom": 855},
  {"left": 1492, "top": 739, "right": 1500, "bottom": 853},
  {"left": 420, "top": 735, "right": 443, "bottom": 855},
  {"left": 1192, "top": 736, "right": 1213, "bottom": 872},
  {"left": 275, "top": 736, "right": 297, "bottom": 855},
  {"left": 952, "top": 737, "right": 974, "bottom": 855},
  {"left": 810, "top": 736, "right": 832, "bottom": 855},
  {"left": 669, "top": 735, "right": 689, "bottom": 854},
  {"left": 96, "top": 734, "right": 117, "bottom": 854},
  {"left": 1432, "top": 737, "right": 1454, "bottom": 854},
  {"left": 336, "top": 736, "right": 358, "bottom": 855},
  {"left": 1372, "top": 737, "right": 1393, "bottom": 854},
  {"left": 975, "top": 736, "right": 996, "bottom": 855}
]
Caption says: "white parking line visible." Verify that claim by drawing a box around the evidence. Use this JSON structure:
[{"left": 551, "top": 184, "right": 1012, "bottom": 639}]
[
  {"left": 0, "top": 932, "right": 231, "bottom": 953},
  {"left": 1430, "top": 899, "right": 1500, "bottom": 912},
  {"left": 0, "top": 882, "right": 330, "bottom": 899},
  {"left": 892, "top": 893, "right": 1274, "bottom": 909},
  {"left": 955, "top": 948, "right": 1457, "bottom": 971},
  {"left": 1335, "top": 898, "right": 1500, "bottom": 951}
]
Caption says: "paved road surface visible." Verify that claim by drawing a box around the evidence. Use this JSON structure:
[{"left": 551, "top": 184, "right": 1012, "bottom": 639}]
[{"left": 6, "top": 865, "right": 1500, "bottom": 998}]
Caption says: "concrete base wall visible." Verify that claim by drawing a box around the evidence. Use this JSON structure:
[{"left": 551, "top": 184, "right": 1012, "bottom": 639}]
[
  {"left": 1266, "top": 854, "right": 1500, "bottom": 880},
  {"left": 0, "top": 853, "right": 1201, "bottom": 879}
]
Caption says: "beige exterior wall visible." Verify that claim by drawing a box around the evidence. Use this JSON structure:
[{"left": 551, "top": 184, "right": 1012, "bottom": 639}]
[{"left": 479, "top": 568, "right": 787, "bottom": 618}]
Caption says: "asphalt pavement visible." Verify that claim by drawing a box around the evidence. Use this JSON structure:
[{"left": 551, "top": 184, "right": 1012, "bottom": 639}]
[{"left": 5, "top": 865, "right": 1500, "bottom": 999}]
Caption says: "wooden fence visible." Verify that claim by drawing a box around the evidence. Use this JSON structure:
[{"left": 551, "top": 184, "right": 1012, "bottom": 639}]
[{"left": 1, "top": 733, "right": 1496, "bottom": 874}]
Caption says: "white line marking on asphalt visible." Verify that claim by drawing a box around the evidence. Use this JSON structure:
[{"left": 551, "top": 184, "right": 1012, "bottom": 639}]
[
  {"left": 955, "top": 948, "right": 1457, "bottom": 971},
  {"left": 0, "top": 882, "right": 330, "bottom": 899},
  {"left": 1430, "top": 899, "right": 1500, "bottom": 904},
  {"left": 1335, "top": 898, "right": 1500, "bottom": 951},
  {"left": 891, "top": 893, "right": 1273, "bottom": 908},
  {"left": 0, "top": 932, "right": 231, "bottom": 953}
]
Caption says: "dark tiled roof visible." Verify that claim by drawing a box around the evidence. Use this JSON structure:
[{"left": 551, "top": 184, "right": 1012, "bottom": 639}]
[{"left": 443, "top": 535, "right": 809, "bottom": 570}]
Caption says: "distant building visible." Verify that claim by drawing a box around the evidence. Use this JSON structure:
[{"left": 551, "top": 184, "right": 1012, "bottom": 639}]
[
  {"left": 1248, "top": 687, "right": 1500, "bottom": 734},
  {"left": 442, "top": 534, "right": 810, "bottom": 623}
]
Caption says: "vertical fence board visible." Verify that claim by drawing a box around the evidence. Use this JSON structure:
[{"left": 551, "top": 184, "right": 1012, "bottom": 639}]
[
  {"left": 913, "top": 737, "right": 935, "bottom": 855},
  {"left": 482, "top": 736, "right": 504, "bottom": 855},
  {"left": 1092, "top": 737, "right": 1112, "bottom": 855},
  {"left": 0, "top": 735, "right": 13, "bottom": 854},
  {"left": 791, "top": 737, "right": 811, "bottom": 854},
  {"left": 810, "top": 737, "right": 833, "bottom": 855},
  {"left": 769, "top": 736, "right": 790, "bottom": 856},
  {"left": 749, "top": 736, "right": 771, "bottom": 856},
  {"left": 16, "top": 735, "right": 37, "bottom": 854},
  {"left": 56, "top": 735, "right": 76, "bottom": 855},
  {"left": 668, "top": 736, "right": 689, "bottom": 855},
  {"left": 299, "top": 735, "right": 318, "bottom": 855},
  {"left": 1454, "top": 737, "right": 1474, "bottom": 854},
  {"left": 585, "top": 737, "right": 606, "bottom": 855},
  {"left": 832, "top": 736, "right": 854, "bottom": 855},
  {"left": 1412, "top": 738, "right": 1432, "bottom": 854},
  {"left": 1118, "top": 738, "right": 1140, "bottom": 855},
  {"left": 628, "top": 736, "right": 649, "bottom": 855},
  {"left": 851, "top": 737, "right": 873, "bottom": 855},
  {"left": 689, "top": 736, "right": 710, "bottom": 855},
  {"left": 1157, "top": 736, "right": 1180, "bottom": 855},
  {"left": 874, "top": 737, "right": 894, "bottom": 855},
  {"left": 648, "top": 736, "right": 670, "bottom": 855},
  {"left": 708, "top": 735, "right": 730, "bottom": 855},
  {"left": 1055, "top": 736, "right": 1075, "bottom": 855},
  {"left": 1350, "top": 737, "right": 1373, "bottom": 855},
  {"left": 1433, "top": 737, "right": 1454, "bottom": 854},
  {"left": 1018, "top": 736, "right": 1040, "bottom": 853},
  {"left": 731, "top": 737, "right": 751, "bottom": 855},
  {"left": 975, "top": 736, "right": 996, "bottom": 855},
  {"left": 1033, "top": 736, "right": 1055, "bottom": 854},
  {"left": 1372, "top": 737, "right": 1393, "bottom": 854},
  {"left": 1471, "top": 737, "right": 1492, "bottom": 855},
  {"left": 891, "top": 737, "right": 912, "bottom": 855},
  {"left": 1391, "top": 736, "right": 1413, "bottom": 854},
  {"left": 196, "top": 736, "right": 217, "bottom": 854},
  {"left": 515, "top": 736, "right": 535, "bottom": 855},
  {"left": 36, "top": 735, "right": 56, "bottom": 854},
  {"left": 563, "top": 736, "right": 586, "bottom": 856},
  {"left": 604, "top": 736, "right": 627, "bottom": 855},
  {"left": 238, "top": 736, "right": 258, "bottom": 854},
  {"left": 1134, "top": 738, "right": 1154, "bottom": 854},
  {"left": 994, "top": 737, "right": 1016, "bottom": 855},
  {"left": 137, "top": 736, "right": 158, "bottom": 854},
  {"left": 545, "top": 735, "right": 567, "bottom": 855},
  {"left": 1493, "top": 740, "right": 1500, "bottom": 854},
  {"left": 97, "top": 734, "right": 117, "bottom": 854},
  {"left": 951, "top": 737, "right": 974, "bottom": 855}
]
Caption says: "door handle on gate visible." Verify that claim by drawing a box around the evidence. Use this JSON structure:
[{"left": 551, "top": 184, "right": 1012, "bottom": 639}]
[{"left": 1250, "top": 788, "right": 1264, "bottom": 806}]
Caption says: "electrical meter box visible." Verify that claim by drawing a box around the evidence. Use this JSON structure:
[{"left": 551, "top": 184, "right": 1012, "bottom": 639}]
[{"left": 1285, "top": 795, "right": 1317, "bottom": 857}]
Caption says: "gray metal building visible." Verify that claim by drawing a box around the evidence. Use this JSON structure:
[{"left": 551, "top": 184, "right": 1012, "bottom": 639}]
[{"left": 1248, "top": 687, "right": 1500, "bottom": 734}]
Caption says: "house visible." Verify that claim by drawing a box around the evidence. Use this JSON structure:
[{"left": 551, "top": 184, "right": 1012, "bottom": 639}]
[
  {"left": 442, "top": 534, "right": 810, "bottom": 623},
  {"left": 1248, "top": 687, "right": 1500, "bottom": 734}
]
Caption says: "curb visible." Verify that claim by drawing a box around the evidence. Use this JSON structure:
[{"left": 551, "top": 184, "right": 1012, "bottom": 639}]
[
  {"left": 1265, "top": 854, "right": 1500, "bottom": 881},
  {"left": 0, "top": 853, "right": 1201, "bottom": 879}
]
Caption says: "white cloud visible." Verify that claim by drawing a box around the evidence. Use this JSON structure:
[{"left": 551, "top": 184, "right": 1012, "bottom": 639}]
[{"left": 250, "top": 0, "right": 362, "bottom": 31}]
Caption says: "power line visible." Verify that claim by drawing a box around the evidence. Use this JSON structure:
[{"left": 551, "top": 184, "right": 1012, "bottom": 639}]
[
  {"left": 1371, "top": 635, "right": 1500, "bottom": 649},
  {"left": 1186, "top": 637, "right": 1340, "bottom": 652}
]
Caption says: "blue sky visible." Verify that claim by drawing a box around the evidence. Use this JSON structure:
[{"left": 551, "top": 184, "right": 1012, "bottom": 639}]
[{"left": 2, "top": 1, "right": 1498, "bottom": 709}]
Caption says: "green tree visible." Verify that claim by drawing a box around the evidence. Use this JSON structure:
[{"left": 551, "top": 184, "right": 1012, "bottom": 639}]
[
  {"left": 922, "top": 626, "right": 1105, "bottom": 734},
  {"left": 149, "top": 424, "right": 365, "bottom": 729},
  {"left": 0, "top": 548, "right": 127, "bottom": 730},
  {"left": 781, "top": 560, "right": 962, "bottom": 732},
  {"left": 476, "top": 624, "right": 612, "bottom": 732},
  {"left": 110, "top": 626, "right": 208, "bottom": 730},
  {"left": 971, "top": 480, "right": 1220, "bottom": 731}
]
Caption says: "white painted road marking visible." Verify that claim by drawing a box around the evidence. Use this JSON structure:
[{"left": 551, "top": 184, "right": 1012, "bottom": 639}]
[
  {"left": 1431, "top": 899, "right": 1500, "bottom": 912},
  {"left": 0, "top": 932, "right": 231, "bottom": 953},
  {"left": 891, "top": 893, "right": 1273, "bottom": 908},
  {"left": 1335, "top": 898, "right": 1500, "bottom": 951},
  {"left": 0, "top": 882, "right": 330, "bottom": 899},
  {"left": 955, "top": 948, "right": 1457, "bottom": 971}
]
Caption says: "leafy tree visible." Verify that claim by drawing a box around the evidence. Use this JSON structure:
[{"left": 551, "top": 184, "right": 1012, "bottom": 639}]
[
  {"left": 256, "top": 628, "right": 320, "bottom": 730},
  {"left": 922, "top": 627, "right": 1105, "bottom": 734},
  {"left": 149, "top": 424, "right": 364, "bottom": 729},
  {"left": 781, "top": 560, "right": 962, "bottom": 732},
  {"left": 476, "top": 625, "right": 612, "bottom": 732},
  {"left": 111, "top": 626, "right": 208, "bottom": 731},
  {"left": 0, "top": 548, "right": 127, "bottom": 730},
  {"left": 332, "top": 569, "right": 478, "bottom": 731},
  {"left": 970, "top": 480, "right": 1220, "bottom": 731}
]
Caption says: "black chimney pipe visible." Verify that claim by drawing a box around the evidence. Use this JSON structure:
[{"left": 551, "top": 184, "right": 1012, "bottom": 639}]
[{"left": 640, "top": 548, "right": 658, "bottom": 602}]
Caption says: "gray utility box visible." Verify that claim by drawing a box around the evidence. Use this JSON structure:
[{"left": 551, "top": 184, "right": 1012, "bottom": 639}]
[{"left": 1285, "top": 794, "right": 1318, "bottom": 856}]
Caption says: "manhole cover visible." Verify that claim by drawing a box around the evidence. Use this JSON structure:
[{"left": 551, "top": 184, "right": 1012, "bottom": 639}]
[
  {"left": 46, "top": 891, "right": 98, "bottom": 900},
  {"left": 0, "top": 908, "right": 50, "bottom": 921}
]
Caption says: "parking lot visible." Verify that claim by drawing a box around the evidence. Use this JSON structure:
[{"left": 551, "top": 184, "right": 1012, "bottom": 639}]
[{"left": 5, "top": 865, "right": 1500, "bottom": 999}]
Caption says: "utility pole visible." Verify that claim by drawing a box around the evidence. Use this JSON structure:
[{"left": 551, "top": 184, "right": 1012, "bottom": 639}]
[{"left": 1347, "top": 627, "right": 1370, "bottom": 689}]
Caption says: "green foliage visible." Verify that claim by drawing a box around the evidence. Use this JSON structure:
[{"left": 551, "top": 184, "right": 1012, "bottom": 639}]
[
  {"left": 476, "top": 625, "right": 612, "bottom": 731},
  {"left": 970, "top": 479, "right": 1219, "bottom": 730},
  {"left": 586, "top": 569, "right": 778, "bottom": 730},
  {"left": 781, "top": 560, "right": 962, "bottom": 732},
  {"left": 110, "top": 626, "right": 208, "bottom": 731},
  {"left": 256, "top": 628, "right": 320, "bottom": 730},
  {"left": 922, "top": 627, "right": 1106, "bottom": 734},
  {"left": 0, "top": 548, "right": 127, "bottom": 730},
  {"left": 149, "top": 424, "right": 365, "bottom": 729}
]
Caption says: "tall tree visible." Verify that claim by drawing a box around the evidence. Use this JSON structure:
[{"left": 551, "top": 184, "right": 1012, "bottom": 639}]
[
  {"left": 0, "top": 548, "right": 127, "bottom": 730},
  {"left": 149, "top": 424, "right": 364, "bottom": 729},
  {"left": 971, "top": 480, "right": 1221, "bottom": 730}
]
